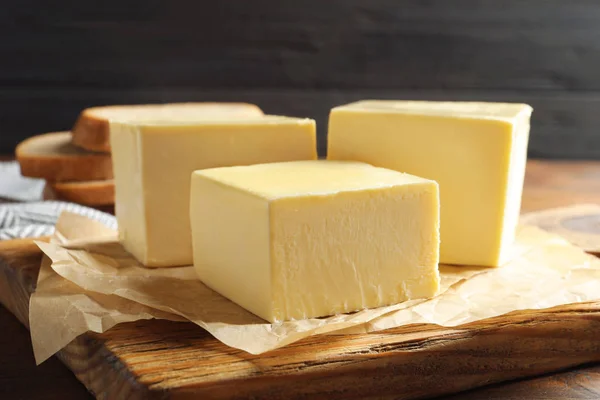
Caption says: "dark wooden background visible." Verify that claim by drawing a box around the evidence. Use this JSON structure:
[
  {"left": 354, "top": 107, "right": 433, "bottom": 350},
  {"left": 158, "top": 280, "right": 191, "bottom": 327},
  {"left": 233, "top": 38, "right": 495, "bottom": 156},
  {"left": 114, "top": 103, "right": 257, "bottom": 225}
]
[{"left": 2, "top": 0, "right": 600, "bottom": 158}]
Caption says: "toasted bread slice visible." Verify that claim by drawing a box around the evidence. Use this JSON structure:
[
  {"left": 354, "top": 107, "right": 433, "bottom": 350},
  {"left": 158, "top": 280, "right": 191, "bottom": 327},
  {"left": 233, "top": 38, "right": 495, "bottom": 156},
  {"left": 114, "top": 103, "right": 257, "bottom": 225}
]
[
  {"left": 45, "top": 179, "right": 114, "bottom": 206},
  {"left": 16, "top": 132, "right": 113, "bottom": 181},
  {"left": 71, "top": 102, "right": 264, "bottom": 152}
]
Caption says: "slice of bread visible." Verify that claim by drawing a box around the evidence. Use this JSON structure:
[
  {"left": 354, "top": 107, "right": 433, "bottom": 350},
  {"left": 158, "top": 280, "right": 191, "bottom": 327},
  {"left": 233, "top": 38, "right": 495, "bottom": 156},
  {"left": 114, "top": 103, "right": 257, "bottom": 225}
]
[
  {"left": 44, "top": 179, "right": 115, "bottom": 206},
  {"left": 71, "top": 102, "right": 264, "bottom": 152},
  {"left": 16, "top": 132, "right": 113, "bottom": 181}
]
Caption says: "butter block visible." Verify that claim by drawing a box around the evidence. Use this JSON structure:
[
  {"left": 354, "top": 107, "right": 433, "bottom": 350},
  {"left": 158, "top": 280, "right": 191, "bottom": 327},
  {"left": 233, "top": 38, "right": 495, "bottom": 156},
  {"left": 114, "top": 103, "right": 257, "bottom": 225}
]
[
  {"left": 110, "top": 116, "right": 317, "bottom": 267},
  {"left": 327, "top": 100, "right": 533, "bottom": 267},
  {"left": 191, "top": 160, "right": 440, "bottom": 323}
]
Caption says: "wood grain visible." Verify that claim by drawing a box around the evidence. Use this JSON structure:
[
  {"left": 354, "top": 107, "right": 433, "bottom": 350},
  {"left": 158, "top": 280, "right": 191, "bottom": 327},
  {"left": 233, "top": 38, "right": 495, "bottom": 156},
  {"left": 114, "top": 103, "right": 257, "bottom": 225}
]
[
  {"left": 0, "top": 306, "right": 91, "bottom": 400},
  {"left": 3, "top": 88, "right": 600, "bottom": 158},
  {"left": 1, "top": 216, "right": 600, "bottom": 398},
  {"left": 1, "top": 160, "right": 600, "bottom": 399},
  {"left": 522, "top": 160, "right": 600, "bottom": 212},
  {"left": 3, "top": 0, "right": 600, "bottom": 158},
  {"left": 0, "top": 238, "right": 91, "bottom": 399},
  {"left": 3, "top": 0, "right": 600, "bottom": 91},
  {"left": 441, "top": 364, "right": 600, "bottom": 400}
]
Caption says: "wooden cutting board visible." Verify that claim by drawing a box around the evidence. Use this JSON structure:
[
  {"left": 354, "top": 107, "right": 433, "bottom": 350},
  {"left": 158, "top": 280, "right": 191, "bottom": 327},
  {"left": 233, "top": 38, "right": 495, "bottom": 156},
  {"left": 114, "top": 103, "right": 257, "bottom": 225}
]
[{"left": 1, "top": 209, "right": 600, "bottom": 400}]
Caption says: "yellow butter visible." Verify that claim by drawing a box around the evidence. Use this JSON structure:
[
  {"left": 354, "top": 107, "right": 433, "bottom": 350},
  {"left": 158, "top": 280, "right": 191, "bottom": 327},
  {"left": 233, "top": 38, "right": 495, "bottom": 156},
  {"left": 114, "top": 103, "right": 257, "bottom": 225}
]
[
  {"left": 110, "top": 116, "right": 317, "bottom": 267},
  {"left": 327, "top": 100, "right": 533, "bottom": 267},
  {"left": 191, "top": 160, "right": 440, "bottom": 323}
]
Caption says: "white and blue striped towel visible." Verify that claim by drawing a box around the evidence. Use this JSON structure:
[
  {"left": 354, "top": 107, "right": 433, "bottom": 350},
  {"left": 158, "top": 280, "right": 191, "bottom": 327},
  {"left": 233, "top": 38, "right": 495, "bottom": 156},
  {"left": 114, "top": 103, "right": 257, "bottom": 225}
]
[
  {"left": 0, "top": 161, "right": 116, "bottom": 239},
  {"left": 0, "top": 201, "right": 117, "bottom": 240},
  {"left": 0, "top": 161, "right": 45, "bottom": 202}
]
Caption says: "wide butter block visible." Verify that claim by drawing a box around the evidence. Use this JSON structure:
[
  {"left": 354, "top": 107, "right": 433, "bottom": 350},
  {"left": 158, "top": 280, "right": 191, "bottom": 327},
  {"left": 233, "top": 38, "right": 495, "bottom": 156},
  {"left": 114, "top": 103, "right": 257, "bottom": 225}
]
[
  {"left": 328, "top": 101, "right": 533, "bottom": 267},
  {"left": 191, "top": 160, "right": 440, "bottom": 323},
  {"left": 110, "top": 116, "right": 317, "bottom": 267}
]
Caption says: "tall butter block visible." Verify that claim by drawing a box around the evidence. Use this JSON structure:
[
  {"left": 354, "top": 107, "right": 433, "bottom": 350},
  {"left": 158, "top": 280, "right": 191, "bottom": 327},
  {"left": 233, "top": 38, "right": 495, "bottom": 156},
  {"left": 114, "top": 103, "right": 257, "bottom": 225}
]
[
  {"left": 110, "top": 117, "right": 316, "bottom": 267},
  {"left": 328, "top": 100, "right": 532, "bottom": 267},
  {"left": 191, "top": 160, "right": 440, "bottom": 323}
]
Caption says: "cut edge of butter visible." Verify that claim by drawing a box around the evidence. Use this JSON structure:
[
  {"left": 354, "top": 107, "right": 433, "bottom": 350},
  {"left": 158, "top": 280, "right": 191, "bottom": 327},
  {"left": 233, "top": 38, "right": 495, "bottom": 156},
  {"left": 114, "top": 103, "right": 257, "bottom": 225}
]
[
  {"left": 111, "top": 116, "right": 317, "bottom": 267},
  {"left": 327, "top": 100, "right": 533, "bottom": 267},
  {"left": 332, "top": 100, "right": 533, "bottom": 121},
  {"left": 194, "top": 160, "right": 438, "bottom": 201},
  {"left": 191, "top": 160, "right": 441, "bottom": 322},
  {"left": 109, "top": 115, "right": 315, "bottom": 127}
]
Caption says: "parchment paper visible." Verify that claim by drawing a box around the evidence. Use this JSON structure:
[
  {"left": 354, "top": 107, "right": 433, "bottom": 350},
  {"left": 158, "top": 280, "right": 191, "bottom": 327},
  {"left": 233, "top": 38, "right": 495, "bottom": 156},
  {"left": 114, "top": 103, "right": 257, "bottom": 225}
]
[
  {"left": 520, "top": 204, "right": 600, "bottom": 254},
  {"left": 29, "top": 213, "right": 184, "bottom": 363},
  {"left": 30, "top": 212, "right": 600, "bottom": 364}
]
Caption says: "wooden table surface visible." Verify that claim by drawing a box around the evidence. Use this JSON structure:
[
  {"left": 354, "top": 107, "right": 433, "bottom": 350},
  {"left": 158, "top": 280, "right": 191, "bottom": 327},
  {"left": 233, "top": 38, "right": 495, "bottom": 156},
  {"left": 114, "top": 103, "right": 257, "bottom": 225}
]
[{"left": 1, "top": 158, "right": 600, "bottom": 399}]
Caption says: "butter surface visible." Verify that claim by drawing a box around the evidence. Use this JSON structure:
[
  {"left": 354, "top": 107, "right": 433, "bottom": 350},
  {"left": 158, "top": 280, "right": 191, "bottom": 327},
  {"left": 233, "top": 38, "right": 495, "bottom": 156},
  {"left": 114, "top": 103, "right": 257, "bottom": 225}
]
[
  {"left": 191, "top": 160, "right": 440, "bottom": 322},
  {"left": 328, "top": 100, "right": 532, "bottom": 267},
  {"left": 110, "top": 116, "right": 317, "bottom": 267}
]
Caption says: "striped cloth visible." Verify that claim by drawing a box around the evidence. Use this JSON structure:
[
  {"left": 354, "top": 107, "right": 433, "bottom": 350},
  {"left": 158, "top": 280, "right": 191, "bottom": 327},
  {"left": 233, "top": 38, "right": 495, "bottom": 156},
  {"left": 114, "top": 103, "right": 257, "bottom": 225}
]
[
  {"left": 0, "top": 201, "right": 117, "bottom": 240},
  {"left": 0, "top": 161, "right": 45, "bottom": 202},
  {"left": 0, "top": 160, "right": 116, "bottom": 239}
]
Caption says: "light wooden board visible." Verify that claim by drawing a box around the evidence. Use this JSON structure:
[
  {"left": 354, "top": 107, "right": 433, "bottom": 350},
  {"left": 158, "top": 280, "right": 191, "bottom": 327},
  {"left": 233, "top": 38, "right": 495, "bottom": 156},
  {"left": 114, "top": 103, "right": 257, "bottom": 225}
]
[{"left": 0, "top": 234, "right": 600, "bottom": 399}]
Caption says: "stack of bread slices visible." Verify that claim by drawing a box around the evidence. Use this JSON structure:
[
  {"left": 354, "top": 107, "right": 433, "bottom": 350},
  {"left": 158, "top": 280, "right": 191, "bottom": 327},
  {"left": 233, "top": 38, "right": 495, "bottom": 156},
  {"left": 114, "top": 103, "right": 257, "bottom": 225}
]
[{"left": 16, "top": 103, "right": 264, "bottom": 208}]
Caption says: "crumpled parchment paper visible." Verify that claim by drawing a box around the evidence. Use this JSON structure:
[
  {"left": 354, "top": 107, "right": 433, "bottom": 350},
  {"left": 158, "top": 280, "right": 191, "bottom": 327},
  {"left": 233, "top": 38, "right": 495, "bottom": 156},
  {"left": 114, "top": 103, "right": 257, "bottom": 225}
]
[{"left": 30, "top": 212, "right": 600, "bottom": 364}]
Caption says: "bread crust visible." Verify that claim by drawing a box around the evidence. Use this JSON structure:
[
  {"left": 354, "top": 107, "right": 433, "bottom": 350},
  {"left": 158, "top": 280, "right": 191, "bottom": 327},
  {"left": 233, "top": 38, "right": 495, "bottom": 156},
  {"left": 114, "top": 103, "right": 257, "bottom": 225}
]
[
  {"left": 71, "top": 110, "right": 111, "bottom": 152},
  {"left": 16, "top": 132, "right": 113, "bottom": 181},
  {"left": 45, "top": 180, "right": 115, "bottom": 206},
  {"left": 71, "top": 102, "right": 264, "bottom": 152}
]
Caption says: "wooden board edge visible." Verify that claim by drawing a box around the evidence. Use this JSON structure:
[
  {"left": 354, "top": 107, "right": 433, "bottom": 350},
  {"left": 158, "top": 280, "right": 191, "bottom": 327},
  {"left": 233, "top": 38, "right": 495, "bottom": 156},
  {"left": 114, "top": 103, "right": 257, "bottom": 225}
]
[
  {"left": 55, "top": 335, "right": 161, "bottom": 400},
  {"left": 164, "top": 303, "right": 600, "bottom": 399},
  {"left": 0, "top": 239, "right": 159, "bottom": 400},
  {"left": 0, "top": 238, "right": 599, "bottom": 399}
]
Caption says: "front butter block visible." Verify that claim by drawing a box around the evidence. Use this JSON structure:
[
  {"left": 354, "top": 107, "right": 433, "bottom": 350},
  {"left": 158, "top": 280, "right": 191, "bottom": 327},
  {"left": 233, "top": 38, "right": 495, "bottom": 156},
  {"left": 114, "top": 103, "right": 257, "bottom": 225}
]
[
  {"left": 328, "top": 100, "right": 533, "bottom": 267},
  {"left": 110, "top": 117, "right": 316, "bottom": 267},
  {"left": 191, "top": 160, "right": 440, "bottom": 323}
]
